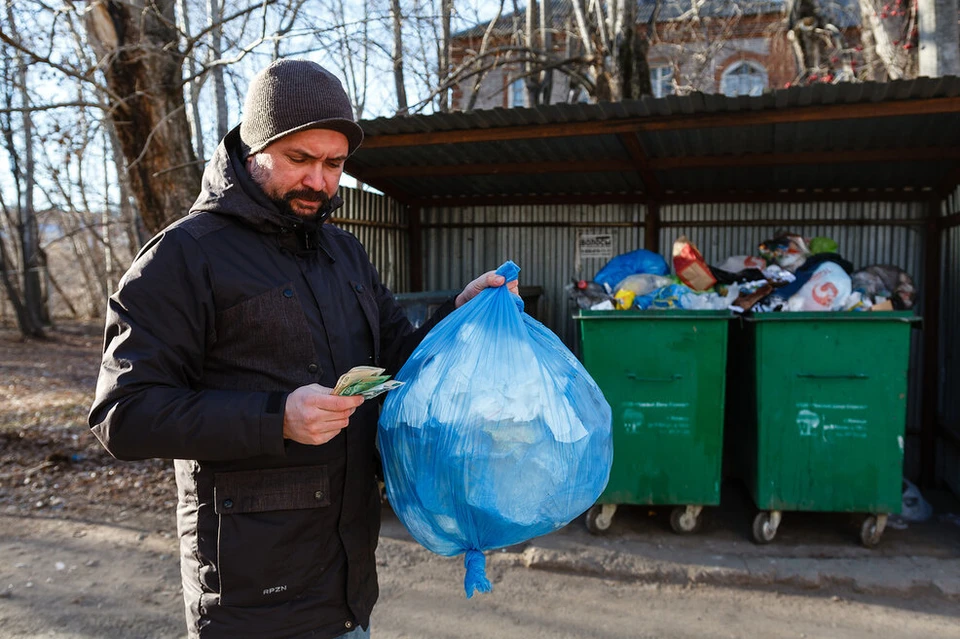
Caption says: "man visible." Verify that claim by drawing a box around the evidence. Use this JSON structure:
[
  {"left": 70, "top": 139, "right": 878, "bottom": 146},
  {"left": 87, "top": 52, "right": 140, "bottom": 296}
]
[{"left": 89, "top": 59, "right": 517, "bottom": 639}]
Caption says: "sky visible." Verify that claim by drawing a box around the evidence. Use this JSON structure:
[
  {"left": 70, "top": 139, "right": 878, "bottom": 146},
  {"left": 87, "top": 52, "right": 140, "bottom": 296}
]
[{"left": 0, "top": 1, "right": 517, "bottom": 215}]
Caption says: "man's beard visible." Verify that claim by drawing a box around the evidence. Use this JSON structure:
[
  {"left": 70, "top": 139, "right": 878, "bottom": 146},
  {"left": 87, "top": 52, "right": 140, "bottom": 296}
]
[
  {"left": 247, "top": 160, "right": 331, "bottom": 223},
  {"left": 273, "top": 188, "right": 331, "bottom": 224}
]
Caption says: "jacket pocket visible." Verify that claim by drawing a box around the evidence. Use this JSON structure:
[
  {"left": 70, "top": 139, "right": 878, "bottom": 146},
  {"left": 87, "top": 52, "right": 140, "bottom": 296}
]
[
  {"left": 350, "top": 280, "right": 380, "bottom": 364},
  {"left": 214, "top": 466, "right": 335, "bottom": 607}
]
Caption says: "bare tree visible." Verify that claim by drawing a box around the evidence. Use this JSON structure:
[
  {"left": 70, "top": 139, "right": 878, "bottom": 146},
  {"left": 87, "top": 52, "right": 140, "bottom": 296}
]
[
  {"left": 391, "top": 0, "right": 410, "bottom": 114},
  {"left": 464, "top": 0, "right": 507, "bottom": 111},
  {"left": 207, "top": 0, "right": 231, "bottom": 138},
  {"left": 856, "top": 0, "right": 918, "bottom": 80},
  {"left": 0, "top": 0, "right": 326, "bottom": 328},
  {"left": 918, "top": 0, "right": 960, "bottom": 76},
  {"left": 1, "top": 3, "right": 46, "bottom": 336},
  {"left": 439, "top": 0, "right": 454, "bottom": 111},
  {"left": 179, "top": 0, "right": 208, "bottom": 164},
  {"left": 82, "top": 0, "right": 202, "bottom": 235},
  {"left": 444, "top": 0, "right": 655, "bottom": 110},
  {"left": 566, "top": 0, "right": 653, "bottom": 100},
  {"left": 317, "top": 0, "right": 373, "bottom": 119}
]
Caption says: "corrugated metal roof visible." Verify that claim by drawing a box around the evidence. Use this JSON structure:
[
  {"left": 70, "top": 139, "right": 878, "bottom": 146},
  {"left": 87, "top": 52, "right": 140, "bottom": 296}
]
[{"left": 346, "top": 77, "right": 960, "bottom": 205}]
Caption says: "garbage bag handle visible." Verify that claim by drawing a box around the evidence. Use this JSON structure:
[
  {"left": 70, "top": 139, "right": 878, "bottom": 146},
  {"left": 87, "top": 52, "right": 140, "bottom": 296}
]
[
  {"left": 494, "top": 260, "right": 524, "bottom": 312},
  {"left": 495, "top": 260, "right": 520, "bottom": 282},
  {"left": 796, "top": 373, "right": 870, "bottom": 380},
  {"left": 626, "top": 373, "right": 683, "bottom": 383}
]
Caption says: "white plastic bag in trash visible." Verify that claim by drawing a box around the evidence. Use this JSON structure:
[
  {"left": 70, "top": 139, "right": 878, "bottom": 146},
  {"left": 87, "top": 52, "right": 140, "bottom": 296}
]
[
  {"left": 901, "top": 479, "right": 933, "bottom": 522},
  {"left": 615, "top": 273, "right": 674, "bottom": 298},
  {"left": 785, "top": 261, "right": 852, "bottom": 312}
]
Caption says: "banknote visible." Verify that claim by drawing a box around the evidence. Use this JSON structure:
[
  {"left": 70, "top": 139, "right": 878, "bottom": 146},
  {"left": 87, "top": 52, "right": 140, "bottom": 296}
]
[
  {"left": 333, "top": 366, "right": 385, "bottom": 395},
  {"left": 333, "top": 366, "right": 404, "bottom": 399},
  {"left": 355, "top": 379, "right": 405, "bottom": 400},
  {"left": 339, "top": 375, "right": 392, "bottom": 396}
]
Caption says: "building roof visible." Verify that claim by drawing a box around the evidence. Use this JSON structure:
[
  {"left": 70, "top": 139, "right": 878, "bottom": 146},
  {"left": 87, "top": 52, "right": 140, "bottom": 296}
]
[{"left": 345, "top": 77, "right": 960, "bottom": 207}]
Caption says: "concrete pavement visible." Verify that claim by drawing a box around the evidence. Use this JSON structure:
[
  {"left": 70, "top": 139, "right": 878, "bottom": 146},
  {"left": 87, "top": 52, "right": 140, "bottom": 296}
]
[{"left": 380, "top": 482, "right": 960, "bottom": 601}]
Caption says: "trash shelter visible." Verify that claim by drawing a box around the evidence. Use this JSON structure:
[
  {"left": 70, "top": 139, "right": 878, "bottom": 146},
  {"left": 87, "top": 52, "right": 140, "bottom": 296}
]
[{"left": 336, "top": 77, "right": 960, "bottom": 504}]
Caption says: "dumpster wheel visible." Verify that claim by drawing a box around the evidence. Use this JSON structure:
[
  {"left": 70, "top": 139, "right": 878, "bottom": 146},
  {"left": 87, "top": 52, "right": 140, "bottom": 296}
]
[
  {"left": 585, "top": 504, "right": 617, "bottom": 534},
  {"left": 859, "top": 514, "right": 888, "bottom": 548},
  {"left": 751, "top": 511, "right": 781, "bottom": 544},
  {"left": 670, "top": 505, "right": 704, "bottom": 534}
]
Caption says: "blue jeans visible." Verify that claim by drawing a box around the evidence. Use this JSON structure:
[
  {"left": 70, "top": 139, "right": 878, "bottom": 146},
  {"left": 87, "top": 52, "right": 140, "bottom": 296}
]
[{"left": 336, "top": 625, "right": 370, "bottom": 639}]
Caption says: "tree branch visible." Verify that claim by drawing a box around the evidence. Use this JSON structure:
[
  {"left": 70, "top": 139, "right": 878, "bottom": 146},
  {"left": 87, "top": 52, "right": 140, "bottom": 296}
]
[
  {"left": 0, "top": 101, "right": 106, "bottom": 115},
  {"left": 180, "top": 1, "right": 276, "bottom": 55},
  {"left": 0, "top": 28, "right": 115, "bottom": 100}
]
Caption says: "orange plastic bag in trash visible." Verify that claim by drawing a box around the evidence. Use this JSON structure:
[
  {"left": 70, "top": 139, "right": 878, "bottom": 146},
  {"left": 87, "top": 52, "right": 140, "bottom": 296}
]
[{"left": 672, "top": 236, "right": 717, "bottom": 291}]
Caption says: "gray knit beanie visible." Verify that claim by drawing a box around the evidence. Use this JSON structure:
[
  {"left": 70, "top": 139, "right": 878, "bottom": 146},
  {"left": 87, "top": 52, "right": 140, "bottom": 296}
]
[{"left": 240, "top": 59, "right": 364, "bottom": 157}]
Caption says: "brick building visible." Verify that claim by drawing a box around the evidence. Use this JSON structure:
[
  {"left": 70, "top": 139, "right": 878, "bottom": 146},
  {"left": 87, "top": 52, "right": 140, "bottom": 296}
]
[{"left": 451, "top": 0, "right": 861, "bottom": 109}]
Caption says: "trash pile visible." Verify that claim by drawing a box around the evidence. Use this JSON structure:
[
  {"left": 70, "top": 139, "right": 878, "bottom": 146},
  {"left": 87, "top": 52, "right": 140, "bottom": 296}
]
[{"left": 568, "top": 233, "right": 916, "bottom": 313}]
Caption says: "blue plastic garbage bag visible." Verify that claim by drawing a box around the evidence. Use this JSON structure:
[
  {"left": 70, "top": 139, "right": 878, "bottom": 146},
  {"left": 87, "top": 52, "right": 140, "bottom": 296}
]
[
  {"left": 593, "top": 249, "right": 669, "bottom": 291},
  {"left": 378, "top": 261, "right": 613, "bottom": 598},
  {"left": 635, "top": 284, "right": 693, "bottom": 310}
]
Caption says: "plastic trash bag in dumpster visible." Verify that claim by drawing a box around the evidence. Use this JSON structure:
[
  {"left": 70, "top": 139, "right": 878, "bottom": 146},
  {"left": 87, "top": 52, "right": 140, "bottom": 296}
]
[
  {"left": 378, "top": 261, "right": 613, "bottom": 598},
  {"left": 593, "top": 248, "right": 669, "bottom": 290}
]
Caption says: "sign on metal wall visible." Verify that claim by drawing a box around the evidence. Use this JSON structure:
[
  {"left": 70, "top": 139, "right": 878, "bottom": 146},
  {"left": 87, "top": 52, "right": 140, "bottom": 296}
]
[{"left": 578, "top": 232, "right": 614, "bottom": 259}]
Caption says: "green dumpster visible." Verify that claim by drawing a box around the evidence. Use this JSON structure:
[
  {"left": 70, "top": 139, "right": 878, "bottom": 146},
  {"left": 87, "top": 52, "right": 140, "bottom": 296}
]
[
  {"left": 576, "top": 310, "right": 731, "bottom": 535},
  {"left": 727, "top": 311, "right": 917, "bottom": 547}
]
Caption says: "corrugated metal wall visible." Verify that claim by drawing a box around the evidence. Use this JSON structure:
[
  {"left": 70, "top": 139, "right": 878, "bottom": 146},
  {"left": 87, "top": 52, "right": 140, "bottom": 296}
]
[
  {"left": 335, "top": 187, "right": 409, "bottom": 293},
  {"left": 659, "top": 201, "right": 926, "bottom": 275},
  {"left": 419, "top": 199, "right": 929, "bottom": 477},
  {"left": 339, "top": 190, "right": 939, "bottom": 483},
  {"left": 940, "top": 188, "right": 960, "bottom": 494},
  {"left": 419, "top": 201, "right": 926, "bottom": 343},
  {"left": 420, "top": 204, "right": 646, "bottom": 346}
]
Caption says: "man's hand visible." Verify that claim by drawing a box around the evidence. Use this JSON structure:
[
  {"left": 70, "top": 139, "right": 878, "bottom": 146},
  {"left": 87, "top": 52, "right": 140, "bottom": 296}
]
[
  {"left": 455, "top": 271, "right": 520, "bottom": 308},
  {"left": 282, "top": 384, "right": 364, "bottom": 445}
]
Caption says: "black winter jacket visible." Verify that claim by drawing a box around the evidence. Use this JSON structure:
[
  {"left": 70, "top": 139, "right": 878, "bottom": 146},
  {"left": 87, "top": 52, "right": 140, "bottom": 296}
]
[{"left": 89, "top": 126, "right": 451, "bottom": 638}]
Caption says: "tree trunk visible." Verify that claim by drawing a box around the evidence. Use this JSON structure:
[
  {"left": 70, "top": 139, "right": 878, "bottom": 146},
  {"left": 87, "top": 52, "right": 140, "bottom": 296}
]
[
  {"left": 207, "top": 0, "right": 229, "bottom": 140},
  {"left": 390, "top": 0, "right": 408, "bottom": 115},
  {"left": 524, "top": 0, "right": 537, "bottom": 106},
  {"left": 857, "top": 0, "right": 918, "bottom": 80},
  {"left": 618, "top": 1, "right": 651, "bottom": 99},
  {"left": 104, "top": 119, "right": 143, "bottom": 258},
  {"left": 67, "top": 226, "right": 104, "bottom": 318},
  {"left": 3, "top": 3, "right": 46, "bottom": 337},
  {"left": 439, "top": 0, "right": 453, "bottom": 113},
  {"left": 918, "top": 0, "right": 960, "bottom": 76},
  {"left": 857, "top": 17, "right": 890, "bottom": 80},
  {"left": 787, "top": 0, "right": 821, "bottom": 77},
  {"left": 178, "top": 0, "right": 207, "bottom": 165},
  {"left": 0, "top": 235, "right": 38, "bottom": 336},
  {"left": 15, "top": 31, "right": 46, "bottom": 329},
  {"left": 45, "top": 267, "right": 80, "bottom": 319},
  {"left": 84, "top": 0, "right": 201, "bottom": 236},
  {"left": 538, "top": 0, "right": 553, "bottom": 103},
  {"left": 465, "top": 1, "right": 506, "bottom": 111}
]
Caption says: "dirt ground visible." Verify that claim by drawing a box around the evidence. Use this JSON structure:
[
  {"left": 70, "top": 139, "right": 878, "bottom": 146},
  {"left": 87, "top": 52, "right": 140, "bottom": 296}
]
[
  {"left": 2, "top": 320, "right": 960, "bottom": 639},
  {"left": 0, "top": 320, "right": 176, "bottom": 530}
]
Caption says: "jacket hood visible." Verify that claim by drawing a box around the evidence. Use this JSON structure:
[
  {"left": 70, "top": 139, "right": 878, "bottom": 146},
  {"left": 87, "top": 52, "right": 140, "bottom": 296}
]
[{"left": 189, "top": 125, "right": 343, "bottom": 234}]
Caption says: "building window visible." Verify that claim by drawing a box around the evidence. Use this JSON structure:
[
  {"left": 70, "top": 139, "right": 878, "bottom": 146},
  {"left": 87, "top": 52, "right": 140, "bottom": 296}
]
[
  {"left": 510, "top": 78, "right": 525, "bottom": 107},
  {"left": 650, "top": 66, "right": 675, "bottom": 98},
  {"left": 721, "top": 61, "right": 768, "bottom": 97}
]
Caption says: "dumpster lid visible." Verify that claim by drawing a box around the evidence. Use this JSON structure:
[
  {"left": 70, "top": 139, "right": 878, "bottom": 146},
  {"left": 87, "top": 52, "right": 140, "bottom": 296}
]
[
  {"left": 575, "top": 310, "right": 735, "bottom": 320},
  {"left": 742, "top": 311, "right": 919, "bottom": 323}
]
